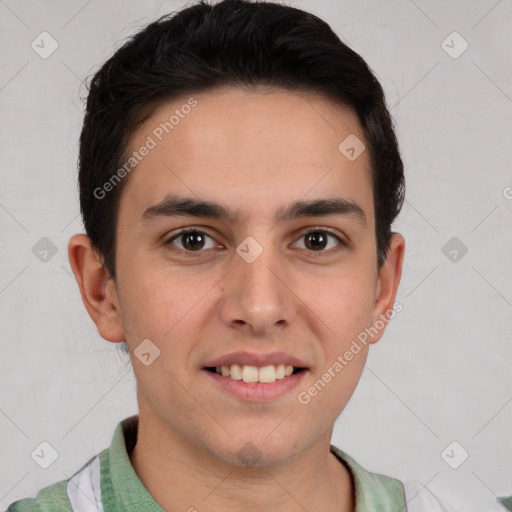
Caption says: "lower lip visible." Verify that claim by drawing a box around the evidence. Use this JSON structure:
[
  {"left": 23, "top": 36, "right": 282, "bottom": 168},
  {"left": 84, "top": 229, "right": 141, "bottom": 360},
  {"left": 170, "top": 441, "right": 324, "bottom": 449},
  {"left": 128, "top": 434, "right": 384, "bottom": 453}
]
[{"left": 202, "top": 369, "right": 308, "bottom": 402}]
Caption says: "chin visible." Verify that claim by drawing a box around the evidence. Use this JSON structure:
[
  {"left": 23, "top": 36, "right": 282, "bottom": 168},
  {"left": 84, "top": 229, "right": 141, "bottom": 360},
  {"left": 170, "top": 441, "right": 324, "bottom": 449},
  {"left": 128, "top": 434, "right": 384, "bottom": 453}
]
[{"left": 209, "top": 432, "right": 306, "bottom": 468}]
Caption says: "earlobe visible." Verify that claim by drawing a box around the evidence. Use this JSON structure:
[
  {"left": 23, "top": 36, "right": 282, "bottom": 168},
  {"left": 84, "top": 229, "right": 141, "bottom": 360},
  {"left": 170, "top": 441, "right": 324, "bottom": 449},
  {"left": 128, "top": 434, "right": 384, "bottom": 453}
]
[
  {"left": 67, "top": 233, "right": 126, "bottom": 343},
  {"left": 369, "top": 233, "right": 405, "bottom": 344}
]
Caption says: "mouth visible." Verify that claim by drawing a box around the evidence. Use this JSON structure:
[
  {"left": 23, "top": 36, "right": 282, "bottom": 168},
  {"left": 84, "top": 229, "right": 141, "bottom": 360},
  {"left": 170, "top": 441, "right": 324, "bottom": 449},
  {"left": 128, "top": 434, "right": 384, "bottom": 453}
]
[
  {"left": 202, "top": 364, "right": 308, "bottom": 402},
  {"left": 204, "top": 364, "right": 306, "bottom": 384},
  {"left": 202, "top": 351, "right": 309, "bottom": 401}
]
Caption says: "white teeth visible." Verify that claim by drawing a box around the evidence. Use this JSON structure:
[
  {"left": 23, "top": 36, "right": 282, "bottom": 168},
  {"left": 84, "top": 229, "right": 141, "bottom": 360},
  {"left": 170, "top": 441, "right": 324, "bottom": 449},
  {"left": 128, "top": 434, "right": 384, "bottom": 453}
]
[
  {"left": 258, "top": 365, "right": 276, "bottom": 383},
  {"left": 230, "top": 364, "right": 242, "bottom": 380},
  {"left": 242, "top": 365, "right": 259, "bottom": 383},
  {"left": 275, "top": 364, "right": 285, "bottom": 379},
  {"left": 215, "top": 364, "right": 300, "bottom": 383}
]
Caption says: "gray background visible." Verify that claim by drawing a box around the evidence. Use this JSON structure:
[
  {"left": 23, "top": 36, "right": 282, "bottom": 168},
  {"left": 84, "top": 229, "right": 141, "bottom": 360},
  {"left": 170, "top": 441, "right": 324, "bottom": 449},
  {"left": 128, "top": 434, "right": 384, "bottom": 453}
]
[{"left": 1, "top": 0, "right": 511, "bottom": 510}]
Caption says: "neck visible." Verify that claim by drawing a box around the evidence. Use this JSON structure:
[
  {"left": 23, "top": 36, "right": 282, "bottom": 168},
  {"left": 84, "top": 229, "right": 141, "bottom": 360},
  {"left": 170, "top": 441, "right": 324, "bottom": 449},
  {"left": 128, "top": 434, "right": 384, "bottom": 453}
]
[{"left": 129, "top": 408, "right": 355, "bottom": 512}]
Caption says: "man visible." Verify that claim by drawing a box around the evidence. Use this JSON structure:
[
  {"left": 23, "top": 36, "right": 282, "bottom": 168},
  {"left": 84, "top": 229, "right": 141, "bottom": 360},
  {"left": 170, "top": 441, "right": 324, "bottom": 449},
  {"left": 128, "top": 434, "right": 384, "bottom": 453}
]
[{"left": 6, "top": 0, "right": 459, "bottom": 510}]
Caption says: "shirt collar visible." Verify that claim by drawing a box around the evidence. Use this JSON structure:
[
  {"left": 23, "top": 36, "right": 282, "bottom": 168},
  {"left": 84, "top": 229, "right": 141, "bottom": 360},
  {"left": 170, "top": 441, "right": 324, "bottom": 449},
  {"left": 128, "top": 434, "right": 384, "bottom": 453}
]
[
  {"left": 99, "top": 415, "right": 405, "bottom": 512},
  {"left": 330, "top": 444, "right": 405, "bottom": 511},
  {"left": 99, "top": 414, "right": 165, "bottom": 512}
]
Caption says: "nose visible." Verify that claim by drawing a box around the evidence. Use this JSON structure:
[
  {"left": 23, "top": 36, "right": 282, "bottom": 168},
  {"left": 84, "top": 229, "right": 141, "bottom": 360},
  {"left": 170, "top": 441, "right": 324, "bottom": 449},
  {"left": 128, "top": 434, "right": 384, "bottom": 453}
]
[{"left": 219, "top": 237, "right": 296, "bottom": 337}]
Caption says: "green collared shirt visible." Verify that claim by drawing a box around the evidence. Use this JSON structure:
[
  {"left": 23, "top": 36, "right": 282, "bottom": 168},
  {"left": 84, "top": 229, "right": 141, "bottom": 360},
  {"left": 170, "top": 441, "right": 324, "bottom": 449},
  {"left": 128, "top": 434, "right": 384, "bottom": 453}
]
[{"left": 6, "top": 414, "right": 455, "bottom": 512}]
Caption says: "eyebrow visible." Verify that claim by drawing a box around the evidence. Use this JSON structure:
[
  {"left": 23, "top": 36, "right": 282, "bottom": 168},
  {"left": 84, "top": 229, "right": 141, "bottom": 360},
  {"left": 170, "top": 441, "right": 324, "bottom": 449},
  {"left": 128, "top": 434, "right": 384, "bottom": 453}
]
[{"left": 141, "top": 194, "right": 367, "bottom": 227}]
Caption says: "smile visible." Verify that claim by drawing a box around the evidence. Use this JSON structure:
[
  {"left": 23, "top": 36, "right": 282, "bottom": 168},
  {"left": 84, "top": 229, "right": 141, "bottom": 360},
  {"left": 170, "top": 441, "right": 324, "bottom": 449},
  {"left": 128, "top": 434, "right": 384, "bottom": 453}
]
[{"left": 205, "top": 364, "right": 305, "bottom": 384}]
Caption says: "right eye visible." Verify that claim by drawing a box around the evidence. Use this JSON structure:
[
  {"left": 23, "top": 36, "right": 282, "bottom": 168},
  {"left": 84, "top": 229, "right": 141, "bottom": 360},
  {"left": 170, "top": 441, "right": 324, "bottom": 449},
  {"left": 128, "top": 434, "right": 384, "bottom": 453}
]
[{"left": 163, "top": 228, "right": 221, "bottom": 257}]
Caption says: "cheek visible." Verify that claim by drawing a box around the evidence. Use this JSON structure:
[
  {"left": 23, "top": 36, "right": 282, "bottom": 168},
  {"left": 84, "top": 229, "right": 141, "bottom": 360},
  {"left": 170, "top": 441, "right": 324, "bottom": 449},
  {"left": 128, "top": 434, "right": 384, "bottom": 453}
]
[
  {"left": 119, "top": 269, "right": 201, "bottom": 394},
  {"left": 115, "top": 263, "right": 182, "bottom": 344},
  {"left": 117, "top": 262, "right": 214, "bottom": 368},
  {"left": 300, "top": 271, "right": 375, "bottom": 344}
]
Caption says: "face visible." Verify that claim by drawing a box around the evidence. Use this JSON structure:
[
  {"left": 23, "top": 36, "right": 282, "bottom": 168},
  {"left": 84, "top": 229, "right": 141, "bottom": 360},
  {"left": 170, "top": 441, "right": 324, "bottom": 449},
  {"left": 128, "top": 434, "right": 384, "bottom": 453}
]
[{"left": 71, "top": 86, "right": 404, "bottom": 467}]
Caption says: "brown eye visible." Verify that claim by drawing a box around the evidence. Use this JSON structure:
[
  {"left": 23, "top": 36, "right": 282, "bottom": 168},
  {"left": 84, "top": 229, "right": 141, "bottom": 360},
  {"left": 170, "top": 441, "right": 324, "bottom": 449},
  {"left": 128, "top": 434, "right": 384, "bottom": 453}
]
[
  {"left": 180, "top": 231, "right": 207, "bottom": 251},
  {"left": 164, "top": 228, "right": 218, "bottom": 256},
  {"left": 304, "top": 231, "right": 328, "bottom": 250},
  {"left": 294, "top": 229, "right": 346, "bottom": 253}
]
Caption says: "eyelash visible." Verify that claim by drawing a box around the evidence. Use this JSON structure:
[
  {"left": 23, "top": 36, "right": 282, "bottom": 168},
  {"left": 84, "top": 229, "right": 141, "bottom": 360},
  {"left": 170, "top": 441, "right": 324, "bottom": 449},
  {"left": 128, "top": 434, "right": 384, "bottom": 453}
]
[{"left": 163, "top": 227, "right": 347, "bottom": 258}]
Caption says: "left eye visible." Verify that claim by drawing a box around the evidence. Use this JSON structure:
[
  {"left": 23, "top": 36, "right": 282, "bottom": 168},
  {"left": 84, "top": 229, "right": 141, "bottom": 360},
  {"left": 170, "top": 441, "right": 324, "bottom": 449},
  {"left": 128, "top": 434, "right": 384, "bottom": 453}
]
[{"left": 292, "top": 229, "right": 345, "bottom": 252}]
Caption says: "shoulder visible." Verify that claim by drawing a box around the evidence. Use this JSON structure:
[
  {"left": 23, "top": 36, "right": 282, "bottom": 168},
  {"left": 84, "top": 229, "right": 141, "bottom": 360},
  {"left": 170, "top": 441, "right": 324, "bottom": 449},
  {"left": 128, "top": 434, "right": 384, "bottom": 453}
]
[
  {"left": 5, "top": 451, "right": 103, "bottom": 512},
  {"left": 5, "top": 498, "right": 40, "bottom": 512},
  {"left": 5, "top": 416, "right": 133, "bottom": 512},
  {"left": 5, "top": 479, "right": 72, "bottom": 512},
  {"left": 330, "top": 444, "right": 464, "bottom": 512}
]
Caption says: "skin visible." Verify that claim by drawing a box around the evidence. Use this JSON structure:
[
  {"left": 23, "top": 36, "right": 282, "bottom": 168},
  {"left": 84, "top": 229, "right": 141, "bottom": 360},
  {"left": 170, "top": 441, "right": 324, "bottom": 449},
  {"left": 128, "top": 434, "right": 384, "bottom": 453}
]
[{"left": 68, "top": 86, "right": 405, "bottom": 512}]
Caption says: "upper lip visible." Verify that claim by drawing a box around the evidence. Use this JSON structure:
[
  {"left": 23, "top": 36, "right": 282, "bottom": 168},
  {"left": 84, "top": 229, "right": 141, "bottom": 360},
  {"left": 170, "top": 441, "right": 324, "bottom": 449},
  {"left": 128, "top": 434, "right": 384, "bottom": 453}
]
[{"left": 204, "top": 351, "right": 308, "bottom": 368}]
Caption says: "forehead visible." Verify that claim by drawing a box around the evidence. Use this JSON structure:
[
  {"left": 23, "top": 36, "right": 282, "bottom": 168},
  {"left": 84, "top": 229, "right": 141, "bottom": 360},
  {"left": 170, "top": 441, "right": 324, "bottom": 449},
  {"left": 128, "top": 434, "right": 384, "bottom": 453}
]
[{"left": 118, "top": 86, "right": 374, "bottom": 228}]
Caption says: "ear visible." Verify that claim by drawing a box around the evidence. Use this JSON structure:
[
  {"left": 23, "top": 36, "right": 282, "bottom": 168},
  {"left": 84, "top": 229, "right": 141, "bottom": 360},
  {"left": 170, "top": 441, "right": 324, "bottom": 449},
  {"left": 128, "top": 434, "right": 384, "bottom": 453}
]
[
  {"left": 368, "top": 233, "right": 405, "bottom": 344},
  {"left": 67, "top": 233, "right": 125, "bottom": 343}
]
